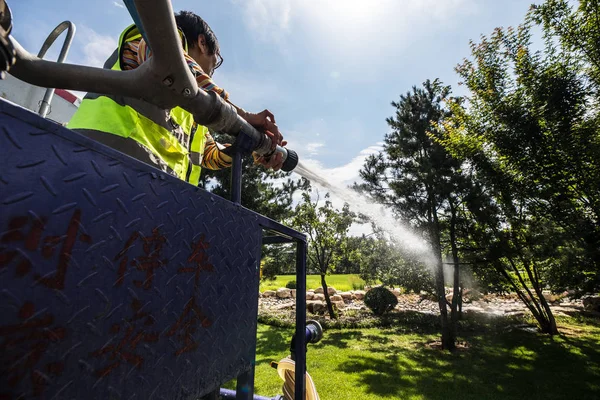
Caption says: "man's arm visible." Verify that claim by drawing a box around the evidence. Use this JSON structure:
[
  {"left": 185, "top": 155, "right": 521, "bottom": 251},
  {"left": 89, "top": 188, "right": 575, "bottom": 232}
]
[{"left": 201, "top": 130, "right": 233, "bottom": 170}]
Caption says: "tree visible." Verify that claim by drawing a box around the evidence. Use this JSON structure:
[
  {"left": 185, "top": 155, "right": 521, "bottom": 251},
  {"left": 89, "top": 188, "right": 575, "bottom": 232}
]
[
  {"left": 438, "top": 0, "right": 600, "bottom": 334},
  {"left": 358, "top": 230, "right": 434, "bottom": 294},
  {"left": 291, "top": 190, "right": 356, "bottom": 319},
  {"left": 335, "top": 235, "right": 369, "bottom": 275},
  {"left": 358, "top": 79, "right": 464, "bottom": 351}
]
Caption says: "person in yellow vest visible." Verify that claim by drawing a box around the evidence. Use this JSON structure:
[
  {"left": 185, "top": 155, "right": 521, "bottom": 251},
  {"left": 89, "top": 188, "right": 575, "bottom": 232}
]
[{"left": 68, "top": 10, "right": 285, "bottom": 186}]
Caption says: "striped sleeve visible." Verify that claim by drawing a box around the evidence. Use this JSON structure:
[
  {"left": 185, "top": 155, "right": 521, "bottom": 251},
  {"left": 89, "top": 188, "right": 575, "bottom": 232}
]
[
  {"left": 137, "top": 38, "right": 229, "bottom": 101},
  {"left": 122, "top": 40, "right": 141, "bottom": 70},
  {"left": 201, "top": 131, "right": 233, "bottom": 170}
]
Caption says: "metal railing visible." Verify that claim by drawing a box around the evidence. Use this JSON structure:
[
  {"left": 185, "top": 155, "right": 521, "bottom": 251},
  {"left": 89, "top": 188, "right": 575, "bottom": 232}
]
[{"left": 36, "top": 21, "right": 75, "bottom": 118}]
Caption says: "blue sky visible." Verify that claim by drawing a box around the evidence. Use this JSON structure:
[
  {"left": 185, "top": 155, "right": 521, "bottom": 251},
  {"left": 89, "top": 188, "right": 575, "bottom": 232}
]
[{"left": 10, "top": 0, "right": 532, "bottom": 184}]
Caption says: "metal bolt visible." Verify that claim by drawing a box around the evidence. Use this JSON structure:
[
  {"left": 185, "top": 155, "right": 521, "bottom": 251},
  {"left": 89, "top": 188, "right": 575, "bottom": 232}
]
[
  {"left": 182, "top": 88, "right": 193, "bottom": 97},
  {"left": 162, "top": 77, "right": 173, "bottom": 86}
]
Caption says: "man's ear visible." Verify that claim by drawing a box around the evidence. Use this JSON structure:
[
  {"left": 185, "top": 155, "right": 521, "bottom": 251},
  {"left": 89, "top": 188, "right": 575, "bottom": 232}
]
[{"left": 196, "top": 34, "right": 207, "bottom": 54}]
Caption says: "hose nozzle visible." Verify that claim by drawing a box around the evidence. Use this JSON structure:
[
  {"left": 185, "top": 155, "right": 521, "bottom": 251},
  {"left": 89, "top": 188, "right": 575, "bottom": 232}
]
[{"left": 274, "top": 146, "right": 299, "bottom": 172}]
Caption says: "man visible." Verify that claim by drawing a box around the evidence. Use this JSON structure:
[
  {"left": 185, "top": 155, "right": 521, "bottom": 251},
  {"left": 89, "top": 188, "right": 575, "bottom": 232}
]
[{"left": 68, "top": 10, "right": 285, "bottom": 185}]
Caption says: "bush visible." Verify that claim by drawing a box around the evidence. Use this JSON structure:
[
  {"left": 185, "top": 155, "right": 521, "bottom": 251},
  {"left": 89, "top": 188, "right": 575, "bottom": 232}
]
[
  {"left": 285, "top": 280, "right": 297, "bottom": 289},
  {"left": 364, "top": 286, "right": 398, "bottom": 316}
]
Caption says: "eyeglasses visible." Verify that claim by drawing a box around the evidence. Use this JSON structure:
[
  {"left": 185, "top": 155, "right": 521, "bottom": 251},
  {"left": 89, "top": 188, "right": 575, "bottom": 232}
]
[{"left": 214, "top": 51, "right": 223, "bottom": 71}]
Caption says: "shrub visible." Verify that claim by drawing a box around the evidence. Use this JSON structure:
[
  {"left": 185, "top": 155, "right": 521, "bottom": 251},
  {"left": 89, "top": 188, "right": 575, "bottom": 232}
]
[
  {"left": 260, "top": 257, "right": 278, "bottom": 281},
  {"left": 364, "top": 286, "right": 398, "bottom": 316},
  {"left": 285, "top": 280, "right": 297, "bottom": 289}
]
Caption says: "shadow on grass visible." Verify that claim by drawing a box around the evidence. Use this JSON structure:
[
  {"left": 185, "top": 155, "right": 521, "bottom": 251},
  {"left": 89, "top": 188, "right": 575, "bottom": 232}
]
[
  {"left": 336, "top": 325, "right": 600, "bottom": 400},
  {"left": 255, "top": 325, "right": 290, "bottom": 367}
]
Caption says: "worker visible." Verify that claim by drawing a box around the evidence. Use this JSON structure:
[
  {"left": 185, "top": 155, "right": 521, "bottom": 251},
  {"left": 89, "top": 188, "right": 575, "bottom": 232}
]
[{"left": 67, "top": 10, "right": 285, "bottom": 185}]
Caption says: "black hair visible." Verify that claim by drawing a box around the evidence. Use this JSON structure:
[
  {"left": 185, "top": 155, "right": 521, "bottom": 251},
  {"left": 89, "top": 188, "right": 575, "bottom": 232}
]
[{"left": 175, "top": 10, "right": 222, "bottom": 69}]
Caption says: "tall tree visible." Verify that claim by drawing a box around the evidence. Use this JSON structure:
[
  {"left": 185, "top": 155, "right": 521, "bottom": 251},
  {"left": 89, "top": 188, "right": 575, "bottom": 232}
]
[
  {"left": 291, "top": 190, "right": 356, "bottom": 319},
  {"left": 439, "top": 0, "right": 600, "bottom": 333},
  {"left": 358, "top": 79, "right": 463, "bottom": 351}
]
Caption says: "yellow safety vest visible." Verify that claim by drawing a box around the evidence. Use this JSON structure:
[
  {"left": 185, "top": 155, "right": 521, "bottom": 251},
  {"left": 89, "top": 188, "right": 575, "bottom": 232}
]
[{"left": 67, "top": 24, "right": 206, "bottom": 185}]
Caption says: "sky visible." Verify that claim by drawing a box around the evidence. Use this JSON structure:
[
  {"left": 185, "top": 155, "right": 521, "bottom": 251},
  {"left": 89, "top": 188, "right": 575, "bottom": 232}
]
[{"left": 10, "top": 0, "right": 533, "bottom": 193}]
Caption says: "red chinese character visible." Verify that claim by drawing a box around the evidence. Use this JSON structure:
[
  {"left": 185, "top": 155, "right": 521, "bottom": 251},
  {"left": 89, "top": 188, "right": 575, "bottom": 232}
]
[
  {"left": 0, "top": 302, "right": 66, "bottom": 398},
  {"left": 0, "top": 216, "right": 47, "bottom": 277},
  {"left": 114, "top": 228, "right": 166, "bottom": 290},
  {"left": 0, "top": 211, "right": 91, "bottom": 289},
  {"left": 35, "top": 209, "right": 92, "bottom": 290},
  {"left": 165, "top": 296, "right": 211, "bottom": 356},
  {"left": 178, "top": 235, "right": 214, "bottom": 289},
  {"left": 89, "top": 298, "right": 159, "bottom": 378}
]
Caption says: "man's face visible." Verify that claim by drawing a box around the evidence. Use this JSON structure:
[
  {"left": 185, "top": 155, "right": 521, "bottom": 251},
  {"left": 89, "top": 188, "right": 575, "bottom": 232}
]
[{"left": 191, "top": 35, "right": 221, "bottom": 76}]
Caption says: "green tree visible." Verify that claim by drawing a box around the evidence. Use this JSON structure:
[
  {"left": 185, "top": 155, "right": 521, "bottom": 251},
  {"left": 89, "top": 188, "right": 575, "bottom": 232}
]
[
  {"left": 358, "top": 230, "right": 434, "bottom": 294},
  {"left": 291, "top": 190, "right": 356, "bottom": 319},
  {"left": 439, "top": 0, "right": 600, "bottom": 333},
  {"left": 336, "top": 235, "right": 372, "bottom": 275},
  {"left": 358, "top": 79, "right": 464, "bottom": 351}
]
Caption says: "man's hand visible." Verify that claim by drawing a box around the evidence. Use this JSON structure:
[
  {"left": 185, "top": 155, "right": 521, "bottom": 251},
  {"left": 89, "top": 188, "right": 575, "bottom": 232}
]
[
  {"left": 242, "top": 109, "right": 283, "bottom": 150},
  {"left": 253, "top": 140, "right": 288, "bottom": 171}
]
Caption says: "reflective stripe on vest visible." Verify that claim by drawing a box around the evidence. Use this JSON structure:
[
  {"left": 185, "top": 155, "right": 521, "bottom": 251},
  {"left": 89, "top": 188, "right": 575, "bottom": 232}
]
[{"left": 67, "top": 24, "right": 207, "bottom": 185}]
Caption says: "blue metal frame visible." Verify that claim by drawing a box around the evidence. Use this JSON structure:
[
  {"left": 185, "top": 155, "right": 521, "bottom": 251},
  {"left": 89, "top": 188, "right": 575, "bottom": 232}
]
[
  {"left": 224, "top": 130, "right": 308, "bottom": 399},
  {"left": 0, "top": 99, "right": 308, "bottom": 400}
]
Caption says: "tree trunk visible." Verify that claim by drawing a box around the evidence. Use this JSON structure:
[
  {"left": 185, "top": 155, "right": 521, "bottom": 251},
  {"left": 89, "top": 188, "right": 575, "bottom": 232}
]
[
  {"left": 449, "top": 200, "right": 461, "bottom": 339},
  {"left": 321, "top": 274, "right": 336, "bottom": 319},
  {"left": 428, "top": 194, "right": 455, "bottom": 352},
  {"left": 522, "top": 261, "right": 558, "bottom": 335},
  {"left": 458, "top": 285, "right": 463, "bottom": 320}
]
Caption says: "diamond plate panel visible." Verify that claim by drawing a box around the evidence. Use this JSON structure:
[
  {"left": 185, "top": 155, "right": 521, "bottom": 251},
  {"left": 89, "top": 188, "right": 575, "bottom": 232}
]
[{"left": 0, "top": 99, "right": 262, "bottom": 400}]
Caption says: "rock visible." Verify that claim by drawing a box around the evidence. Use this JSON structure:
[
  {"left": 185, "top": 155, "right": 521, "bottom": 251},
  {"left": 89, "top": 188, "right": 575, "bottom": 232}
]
[
  {"left": 290, "top": 289, "right": 296, "bottom": 298},
  {"left": 276, "top": 288, "right": 292, "bottom": 299},
  {"left": 314, "top": 287, "right": 336, "bottom": 295},
  {"left": 333, "top": 300, "right": 345, "bottom": 310},
  {"left": 391, "top": 288, "right": 401, "bottom": 297},
  {"left": 330, "top": 295, "right": 343, "bottom": 302},
  {"left": 340, "top": 292, "right": 353, "bottom": 300},
  {"left": 353, "top": 290, "right": 365, "bottom": 300},
  {"left": 263, "top": 290, "right": 276, "bottom": 298},
  {"left": 583, "top": 296, "right": 600, "bottom": 312},
  {"left": 463, "top": 288, "right": 482, "bottom": 302},
  {"left": 273, "top": 302, "right": 294, "bottom": 310},
  {"left": 307, "top": 301, "right": 327, "bottom": 314},
  {"left": 542, "top": 291, "right": 559, "bottom": 303},
  {"left": 313, "top": 293, "right": 325, "bottom": 301},
  {"left": 306, "top": 292, "right": 314, "bottom": 300}
]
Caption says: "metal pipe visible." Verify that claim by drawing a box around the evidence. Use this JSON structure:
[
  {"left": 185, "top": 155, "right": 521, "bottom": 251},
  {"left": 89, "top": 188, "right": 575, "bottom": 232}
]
[
  {"left": 36, "top": 20, "right": 75, "bottom": 118},
  {"left": 231, "top": 150, "right": 243, "bottom": 204},
  {"left": 130, "top": 0, "right": 198, "bottom": 98},
  {"left": 294, "top": 240, "right": 307, "bottom": 399}
]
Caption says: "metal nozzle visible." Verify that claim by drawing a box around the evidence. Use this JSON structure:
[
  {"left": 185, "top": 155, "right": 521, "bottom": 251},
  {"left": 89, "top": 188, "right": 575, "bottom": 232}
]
[{"left": 275, "top": 146, "right": 299, "bottom": 172}]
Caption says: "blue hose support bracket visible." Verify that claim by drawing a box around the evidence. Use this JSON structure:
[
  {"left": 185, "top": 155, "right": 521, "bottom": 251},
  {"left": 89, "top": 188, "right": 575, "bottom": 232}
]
[{"left": 0, "top": 99, "right": 262, "bottom": 400}]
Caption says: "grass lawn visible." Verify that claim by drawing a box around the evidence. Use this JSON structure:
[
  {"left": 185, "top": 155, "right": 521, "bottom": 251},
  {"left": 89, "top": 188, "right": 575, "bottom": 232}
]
[
  {"left": 235, "top": 315, "right": 600, "bottom": 399},
  {"left": 259, "top": 274, "right": 367, "bottom": 292}
]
